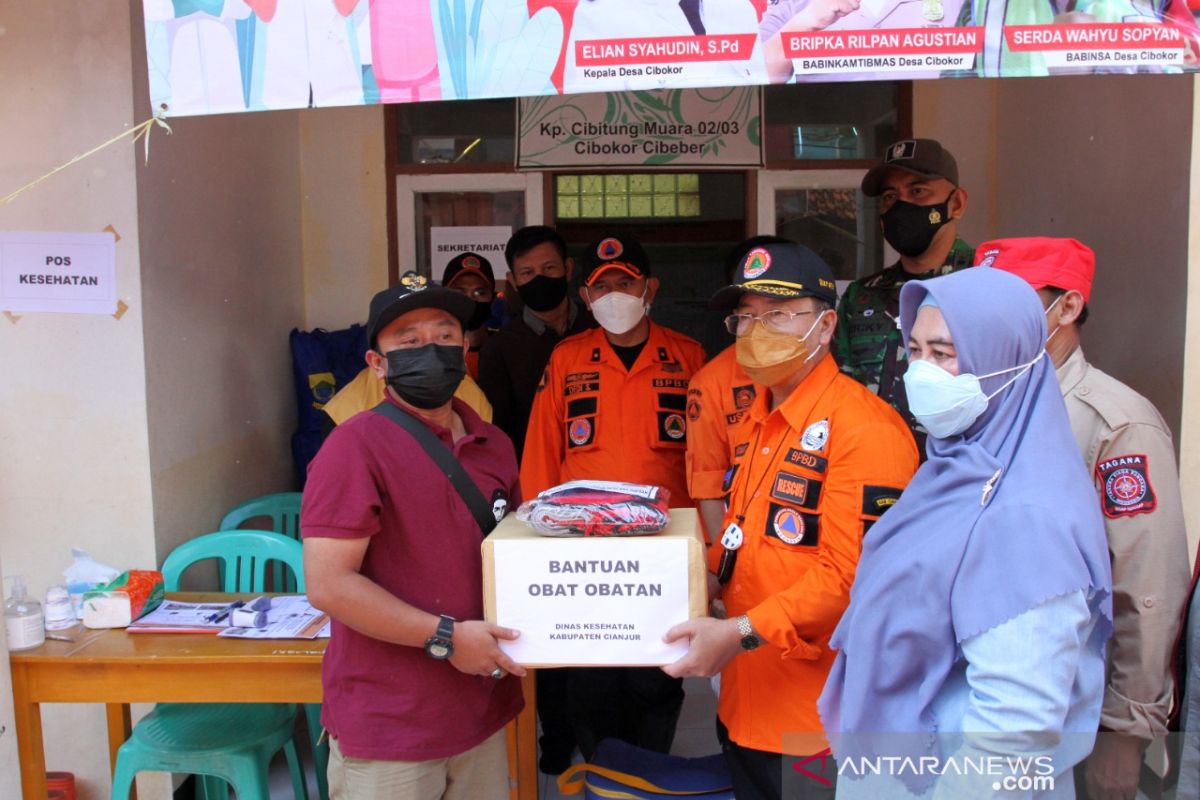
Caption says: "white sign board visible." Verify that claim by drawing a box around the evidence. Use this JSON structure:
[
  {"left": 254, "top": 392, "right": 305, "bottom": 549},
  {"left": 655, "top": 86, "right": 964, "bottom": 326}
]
[
  {"left": 491, "top": 537, "right": 691, "bottom": 666},
  {"left": 0, "top": 231, "right": 117, "bottom": 314},
  {"left": 430, "top": 226, "right": 511, "bottom": 283},
  {"left": 518, "top": 88, "right": 763, "bottom": 169}
]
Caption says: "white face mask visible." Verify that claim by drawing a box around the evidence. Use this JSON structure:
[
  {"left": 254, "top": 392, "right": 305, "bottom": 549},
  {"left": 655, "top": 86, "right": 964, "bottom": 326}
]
[
  {"left": 589, "top": 286, "right": 647, "bottom": 335},
  {"left": 1044, "top": 294, "right": 1063, "bottom": 345},
  {"left": 903, "top": 351, "right": 1044, "bottom": 439}
]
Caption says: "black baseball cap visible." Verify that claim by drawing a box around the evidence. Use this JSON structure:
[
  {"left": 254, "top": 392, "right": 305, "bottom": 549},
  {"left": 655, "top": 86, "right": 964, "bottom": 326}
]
[
  {"left": 366, "top": 271, "right": 475, "bottom": 348},
  {"left": 442, "top": 252, "right": 495, "bottom": 290},
  {"left": 581, "top": 234, "right": 651, "bottom": 286},
  {"left": 709, "top": 242, "right": 837, "bottom": 310},
  {"left": 861, "top": 138, "right": 959, "bottom": 197}
]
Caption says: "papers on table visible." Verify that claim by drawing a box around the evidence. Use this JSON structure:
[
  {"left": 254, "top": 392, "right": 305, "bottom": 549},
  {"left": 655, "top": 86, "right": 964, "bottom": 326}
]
[{"left": 127, "top": 596, "right": 331, "bottom": 639}]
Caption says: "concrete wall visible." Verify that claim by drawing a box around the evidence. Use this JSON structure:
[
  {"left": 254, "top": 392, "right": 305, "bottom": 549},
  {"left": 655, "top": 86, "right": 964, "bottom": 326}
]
[
  {"left": 0, "top": 2, "right": 155, "bottom": 797},
  {"left": 915, "top": 75, "right": 1193, "bottom": 441},
  {"left": 1181, "top": 75, "right": 1200, "bottom": 560}
]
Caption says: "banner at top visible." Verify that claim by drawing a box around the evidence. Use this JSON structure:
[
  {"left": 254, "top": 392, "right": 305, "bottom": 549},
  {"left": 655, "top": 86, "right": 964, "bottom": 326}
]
[{"left": 143, "top": 0, "right": 1200, "bottom": 118}]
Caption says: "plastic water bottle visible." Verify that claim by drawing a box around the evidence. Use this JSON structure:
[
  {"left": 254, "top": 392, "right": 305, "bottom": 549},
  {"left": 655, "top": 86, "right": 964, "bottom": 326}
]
[{"left": 4, "top": 575, "right": 46, "bottom": 651}]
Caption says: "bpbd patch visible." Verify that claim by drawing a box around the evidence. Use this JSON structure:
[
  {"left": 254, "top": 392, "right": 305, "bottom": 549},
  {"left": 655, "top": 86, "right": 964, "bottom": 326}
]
[
  {"left": 568, "top": 417, "right": 595, "bottom": 448},
  {"left": 1096, "top": 453, "right": 1156, "bottom": 518},
  {"left": 784, "top": 447, "right": 828, "bottom": 474},
  {"left": 732, "top": 384, "right": 756, "bottom": 411},
  {"left": 658, "top": 411, "right": 687, "bottom": 442}
]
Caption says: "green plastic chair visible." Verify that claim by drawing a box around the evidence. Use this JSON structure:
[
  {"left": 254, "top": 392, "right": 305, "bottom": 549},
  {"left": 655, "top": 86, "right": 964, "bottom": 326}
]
[
  {"left": 218, "top": 492, "right": 302, "bottom": 591},
  {"left": 218, "top": 494, "right": 329, "bottom": 800},
  {"left": 111, "top": 530, "right": 309, "bottom": 800}
]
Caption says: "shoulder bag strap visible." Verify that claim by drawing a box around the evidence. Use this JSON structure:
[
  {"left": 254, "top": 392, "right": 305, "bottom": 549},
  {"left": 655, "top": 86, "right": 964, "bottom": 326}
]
[{"left": 372, "top": 401, "right": 498, "bottom": 536}]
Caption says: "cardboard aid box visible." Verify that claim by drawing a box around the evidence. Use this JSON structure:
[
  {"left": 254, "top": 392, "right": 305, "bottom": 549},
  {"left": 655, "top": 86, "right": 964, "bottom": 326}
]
[{"left": 482, "top": 507, "right": 706, "bottom": 667}]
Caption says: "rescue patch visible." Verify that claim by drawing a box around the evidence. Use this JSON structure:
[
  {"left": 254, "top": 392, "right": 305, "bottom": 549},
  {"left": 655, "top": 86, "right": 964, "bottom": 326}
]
[
  {"left": 861, "top": 485, "right": 903, "bottom": 518},
  {"left": 658, "top": 392, "right": 688, "bottom": 412},
  {"left": 1096, "top": 454, "right": 1157, "bottom": 519},
  {"left": 742, "top": 247, "right": 771, "bottom": 280},
  {"left": 568, "top": 417, "right": 595, "bottom": 448},
  {"left": 567, "top": 397, "right": 598, "bottom": 419},
  {"left": 784, "top": 447, "right": 828, "bottom": 474},
  {"left": 732, "top": 384, "right": 756, "bottom": 411},
  {"left": 800, "top": 420, "right": 830, "bottom": 452},
  {"left": 766, "top": 503, "right": 819, "bottom": 547},
  {"left": 770, "top": 472, "right": 809, "bottom": 506},
  {"left": 686, "top": 397, "right": 702, "bottom": 422},
  {"left": 658, "top": 412, "right": 687, "bottom": 442}
]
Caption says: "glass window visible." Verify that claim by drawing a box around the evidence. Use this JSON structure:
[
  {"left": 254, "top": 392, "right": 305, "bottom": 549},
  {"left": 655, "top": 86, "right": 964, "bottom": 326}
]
[
  {"left": 555, "top": 174, "right": 702, "bottom": 220},
  {"left": 394, "top": 99, "right": 515, "bottom": 166},
  {"left": 414, "top": 191, "right": 525, "bottom": 274},
  {"left": 763, "top": 83, "right": 902, "bottom": 164},
  {"left": 773, "top": 188, "right": 882, "bottom": 282}
]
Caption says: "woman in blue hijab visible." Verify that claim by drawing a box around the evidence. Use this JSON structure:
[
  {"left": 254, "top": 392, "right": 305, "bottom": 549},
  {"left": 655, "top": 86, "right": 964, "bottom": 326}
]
[{"left": 818, "top": 267, "right": 1112, "bottom": 798}]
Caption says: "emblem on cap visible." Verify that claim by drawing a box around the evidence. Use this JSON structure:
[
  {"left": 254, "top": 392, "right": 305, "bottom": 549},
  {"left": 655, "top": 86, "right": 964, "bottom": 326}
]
[
  {"left": 401, "top": 272, "right": 428, "bottom": 292},
  {"left": 889, "top": 140, "right": 916, "bottom": 162},
  {"left": 928, "top": 209, "right": 942, "bottom": 225},
  {"left": 597, "top": 237, "right": 624, "bottom": 260},
  {"left": 462, "top": 255, "right": 481, "bottom": 269},
  {"left": 742, "top": 247, "right": 771, "bottom": 280},
  {"left": 977, "top": 248, "right": 999, "bottom": 268}
]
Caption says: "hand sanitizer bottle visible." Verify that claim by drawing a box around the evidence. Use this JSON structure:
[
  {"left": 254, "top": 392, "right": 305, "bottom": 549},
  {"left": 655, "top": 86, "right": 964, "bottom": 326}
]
[{"left": 4, "top": 575, "right": 46, "bottom": 651}]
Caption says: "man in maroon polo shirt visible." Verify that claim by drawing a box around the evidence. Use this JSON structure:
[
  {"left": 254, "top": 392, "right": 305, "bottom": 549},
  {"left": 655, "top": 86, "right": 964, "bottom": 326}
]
[{"left": 303, "top": 271, "right": 525, "bottom": 800}]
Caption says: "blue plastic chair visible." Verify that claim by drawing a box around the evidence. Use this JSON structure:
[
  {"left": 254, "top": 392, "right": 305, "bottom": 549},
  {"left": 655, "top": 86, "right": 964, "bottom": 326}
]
[
  {"left": 111, "top": 531, "right": 309, "bottom": 800},
  {"left": 219, "top": 493, "right": 328, "bottom": 800},
  {"left": 218, "top": 492, "right": 302, "bottom": 591}
]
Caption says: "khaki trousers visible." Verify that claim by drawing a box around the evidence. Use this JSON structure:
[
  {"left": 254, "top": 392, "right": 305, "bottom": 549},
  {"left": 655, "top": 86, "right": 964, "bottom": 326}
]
[{"left": 329, "top": 728, "right": 509, "bottom": 800}]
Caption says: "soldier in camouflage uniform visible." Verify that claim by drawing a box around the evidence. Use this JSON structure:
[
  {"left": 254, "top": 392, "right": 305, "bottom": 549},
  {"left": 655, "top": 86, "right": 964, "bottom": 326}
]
[{"left": 834, "top": 138, "right": 972, "bottom": 451}]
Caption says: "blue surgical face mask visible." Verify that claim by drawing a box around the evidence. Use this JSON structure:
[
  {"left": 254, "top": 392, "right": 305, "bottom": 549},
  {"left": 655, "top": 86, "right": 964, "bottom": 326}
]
[{"left": 903, "top": 352, "right": 1044, "bottom": 439}]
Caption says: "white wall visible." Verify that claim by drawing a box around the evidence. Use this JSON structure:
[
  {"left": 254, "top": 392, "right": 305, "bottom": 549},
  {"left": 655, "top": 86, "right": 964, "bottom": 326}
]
[{"left": 0, "top": 2, "right": 156, "bottom": 797}]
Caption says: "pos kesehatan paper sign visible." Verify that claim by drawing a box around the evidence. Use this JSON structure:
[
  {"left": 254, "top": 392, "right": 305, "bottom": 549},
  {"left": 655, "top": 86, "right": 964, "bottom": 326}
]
[
  {"left": 0, "top": 231, "right": 117, "bottom": 315},
  {"left": 490, "top": 536, "right": 693, "bottom": 666}
]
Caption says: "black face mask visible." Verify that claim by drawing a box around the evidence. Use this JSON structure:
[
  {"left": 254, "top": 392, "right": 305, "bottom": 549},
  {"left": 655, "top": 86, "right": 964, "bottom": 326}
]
[
  {"left": 517, "top": 274, "right": 569, "bottom": 312},
  {"left": 881, "top": 198, "right": 952, "bottom": 258},
  {"left": 384, "top": 344, "right": 466, "bottom": 409},
  {"left": 466, "top": 301, "right": 491, "bottom": 331}
]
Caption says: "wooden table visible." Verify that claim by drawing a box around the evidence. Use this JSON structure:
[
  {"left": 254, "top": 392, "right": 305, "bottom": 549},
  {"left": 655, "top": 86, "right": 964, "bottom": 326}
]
[{"left": 9, "top": 595, "right": 539, "bottom": 800}]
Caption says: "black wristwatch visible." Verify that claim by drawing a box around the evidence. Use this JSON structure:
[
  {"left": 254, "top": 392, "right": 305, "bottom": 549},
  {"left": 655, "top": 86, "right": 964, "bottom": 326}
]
[
  {"left": 735, "top": 615, "right": 759, "bottom": 651},
  {"left": 424, "top": 614, "right": 456, "bottom": 660}
]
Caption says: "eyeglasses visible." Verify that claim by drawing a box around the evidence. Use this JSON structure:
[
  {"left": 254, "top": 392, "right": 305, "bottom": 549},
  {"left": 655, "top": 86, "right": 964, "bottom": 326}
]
[{"left": 724, "top": 309, "right": 818, "bottom": 335}]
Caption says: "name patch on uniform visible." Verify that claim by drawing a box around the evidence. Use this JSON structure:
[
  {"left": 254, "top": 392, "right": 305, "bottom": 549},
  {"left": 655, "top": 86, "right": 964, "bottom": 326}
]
[
  {"left": 862, "top": 485, "right": 903, "bottom": 518},
  {"left": 566, "top": 371, "right": 600, "bottom": 383},
  {"left": 565, "top": 381, "right": 599, "bottom": 396},
  {"left": 766, "top": 503, "right": 819, "bottom": 547},
  {"left": 567, "top": 397, "right": 598, "bottom": 419},
  {"left": 732, "top": 384, "right": 756, "bottom": 410},
  {"left": 568, "top": 417, "right": 595, "bottom": 448},
  {"left": 657, "top": 392, "right": 688, "bottom": 412},
  {"left": 784, "top": 447, "right": 828, "bottom": 474},
  {"left": 657, "top": 411, "right": 687, "bottom": 443},
  {"left": 653, "top": 378, "right": 688, "bottom": 389},
  {"left": 1097, "top": 453, "right": 1157, "bottom": 519},
  {"left": 724, "top": 410, "right": 749, "bottom": 427}
]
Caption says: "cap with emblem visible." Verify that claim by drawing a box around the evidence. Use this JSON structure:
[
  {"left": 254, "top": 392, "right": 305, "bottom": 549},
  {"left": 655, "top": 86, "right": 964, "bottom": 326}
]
[
  {"left": 861, "top": 138, "right": 959, "bottom": 197},
  {"left": 442, "top": 252, "right": 495, "bottom": 290},
  {"left": 581, "top": 234, "right": 651, "bottom": 286},
  {"left": 709, "top": 241, "right": 838, "bottom": 310},
  {"left": 974, "top": 237, "right": 1095, "bottom": 304},
  {"left": 366, "top": 271, "right": 476, "bottom": 348}
]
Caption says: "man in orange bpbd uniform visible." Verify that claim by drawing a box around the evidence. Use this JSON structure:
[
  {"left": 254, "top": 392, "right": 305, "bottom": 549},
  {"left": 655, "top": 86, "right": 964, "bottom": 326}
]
[
  {"left": 522, "top": 233, "right": 706, "bottom": 760},
  {"left": 687, "top": 236, "right": 792, "bottom": 542},
  {"left": 664, "top": 241, "right": 919, "bottom": 800}
]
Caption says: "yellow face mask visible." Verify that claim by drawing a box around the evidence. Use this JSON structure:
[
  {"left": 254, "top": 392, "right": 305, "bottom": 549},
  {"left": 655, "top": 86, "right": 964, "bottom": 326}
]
[{"left": 734, "top": 311, "right": 827, "bottom": 386}]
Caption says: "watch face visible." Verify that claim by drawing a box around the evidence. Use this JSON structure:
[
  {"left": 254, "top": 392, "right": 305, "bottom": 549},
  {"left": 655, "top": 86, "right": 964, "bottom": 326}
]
[
  {"left": 740, "top": 635, "right": 760, "bottom": 651},
  {"left": 427, "top": 640, "right": 452, "bottom": 659}
]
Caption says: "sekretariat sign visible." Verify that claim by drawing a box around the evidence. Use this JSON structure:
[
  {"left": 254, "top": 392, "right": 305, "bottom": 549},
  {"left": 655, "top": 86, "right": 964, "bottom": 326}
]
[{"left": 517, "top": 88, "right": 763, "bottom": 169}]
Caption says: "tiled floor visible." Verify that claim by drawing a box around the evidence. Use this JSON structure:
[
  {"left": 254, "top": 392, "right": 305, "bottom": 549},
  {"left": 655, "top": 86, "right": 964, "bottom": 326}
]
[{"left": 266, "top": 676, "right": 720, "bottom": 800}]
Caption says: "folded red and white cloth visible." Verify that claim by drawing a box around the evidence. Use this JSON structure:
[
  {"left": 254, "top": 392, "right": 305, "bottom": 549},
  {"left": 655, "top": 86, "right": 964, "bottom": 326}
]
[{"left": 517, "top": 480, "right": 672, "bottom": 537}]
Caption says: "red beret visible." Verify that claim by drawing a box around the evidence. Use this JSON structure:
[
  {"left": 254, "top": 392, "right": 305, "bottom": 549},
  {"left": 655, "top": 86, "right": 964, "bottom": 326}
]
[{"left": 974, "top": 237, "right": 1095, "bottom": 304}]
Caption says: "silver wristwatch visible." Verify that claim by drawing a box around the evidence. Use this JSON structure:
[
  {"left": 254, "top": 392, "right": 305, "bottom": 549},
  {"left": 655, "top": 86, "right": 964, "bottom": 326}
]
[{"left": 735, "top": 614, "right": 759, "bottom": 651}]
